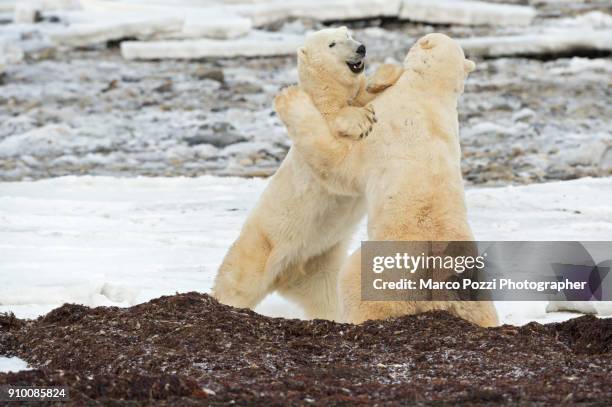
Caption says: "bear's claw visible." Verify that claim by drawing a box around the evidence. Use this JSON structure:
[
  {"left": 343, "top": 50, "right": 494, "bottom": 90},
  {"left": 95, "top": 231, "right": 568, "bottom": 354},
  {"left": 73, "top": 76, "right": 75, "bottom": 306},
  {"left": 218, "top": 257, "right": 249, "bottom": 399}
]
[{"left": 357, "top": 106, "right": 376, "bottom": 140}]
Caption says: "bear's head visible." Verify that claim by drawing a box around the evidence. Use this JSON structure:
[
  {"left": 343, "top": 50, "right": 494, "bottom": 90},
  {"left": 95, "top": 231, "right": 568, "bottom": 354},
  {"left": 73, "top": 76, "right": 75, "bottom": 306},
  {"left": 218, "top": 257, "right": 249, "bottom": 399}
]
[
  {"left": 297, "top": 27, "right": 367, "bottom": 90},
  {"left": 403, "top": 33, "right": 475, "bottom": 94}
]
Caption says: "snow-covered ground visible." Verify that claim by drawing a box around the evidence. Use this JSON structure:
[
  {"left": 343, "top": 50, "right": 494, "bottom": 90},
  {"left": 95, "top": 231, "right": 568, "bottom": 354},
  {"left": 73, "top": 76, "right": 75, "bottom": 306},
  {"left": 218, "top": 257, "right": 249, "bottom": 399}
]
[
  {"left": 1, "top": 175, "right": 611, "bottom": 326},
  {"left": 0, "top": 356, "right": 29, "bottom": 373}
]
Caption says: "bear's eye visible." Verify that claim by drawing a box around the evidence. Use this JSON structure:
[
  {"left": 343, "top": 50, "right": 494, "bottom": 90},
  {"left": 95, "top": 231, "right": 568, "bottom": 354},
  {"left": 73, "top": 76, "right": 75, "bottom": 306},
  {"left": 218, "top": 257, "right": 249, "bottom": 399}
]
[{"left": 329, "top": 42, "right": 336, "bottom": 48}]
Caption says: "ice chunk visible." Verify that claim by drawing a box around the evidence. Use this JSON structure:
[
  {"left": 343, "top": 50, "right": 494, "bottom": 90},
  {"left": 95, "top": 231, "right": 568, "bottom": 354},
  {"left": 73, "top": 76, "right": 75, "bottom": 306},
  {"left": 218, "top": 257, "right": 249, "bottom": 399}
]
[
  {"left": 0, "top": 125, "right": 114, "bottom": 158},
  {"left": 80, "top": 0, "right": 252, "bottom": 40},
  {"left": 0, "top": 39, "right": 24, "bottom": 74},
  {"left": 14, "top": 0, "right": 41, "bottom": 23},
  {"left": 563, "top": 140, "right": 609, "bottom": 166},
  {"left": 11, "top": 0, "right": 80, "bottom": 19},
  {"left": 460, "top": 30, "right": 612, "bottom": 57},
  {"left": 180, "top": 12, "right": 252, "bottom": 40},
  {"left": 121, "top": 30, "right": 303, "bottom": 60},
  {"left": 400, "top": 0, "right": 535, "bottom": 26},
  {"left": 51, "top": 15, "right": 184, "bottom": 47},
  {"left": 551, "top": 11, "right": 612, "bottom": 29},
  {"left": 37, "top": 0, "right": 79, "bottom": 9},
  {"left": 0, "top": 0, "right": 15, "bottom": 13},
  {"left": 230, "top": 0, "right": 400, "bottom": 27}
]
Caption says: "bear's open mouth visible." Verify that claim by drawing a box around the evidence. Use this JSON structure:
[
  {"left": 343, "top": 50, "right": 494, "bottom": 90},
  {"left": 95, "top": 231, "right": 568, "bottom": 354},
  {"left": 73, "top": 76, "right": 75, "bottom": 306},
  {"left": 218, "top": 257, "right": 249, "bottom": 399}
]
[{"left": 346, "top": 60, "right": 365, "bottom": 74}]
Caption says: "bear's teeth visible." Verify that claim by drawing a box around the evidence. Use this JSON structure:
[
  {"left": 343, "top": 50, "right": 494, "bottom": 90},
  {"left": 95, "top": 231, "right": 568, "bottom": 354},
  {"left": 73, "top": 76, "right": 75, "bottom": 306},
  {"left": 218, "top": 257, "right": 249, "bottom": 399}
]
[{"left": 346, "top": 60, "right": 364, "bottom": 73}]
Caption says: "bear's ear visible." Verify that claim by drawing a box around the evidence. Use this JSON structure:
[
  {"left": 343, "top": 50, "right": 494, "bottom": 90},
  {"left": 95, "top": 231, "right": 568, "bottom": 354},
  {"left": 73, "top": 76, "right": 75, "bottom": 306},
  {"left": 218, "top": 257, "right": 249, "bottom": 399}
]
[
  {"left": 418, "top": 38, "right": 435, "bottom": 50},
  {"left": 464, "top": 59, "right": 475, "bottom": 73}
]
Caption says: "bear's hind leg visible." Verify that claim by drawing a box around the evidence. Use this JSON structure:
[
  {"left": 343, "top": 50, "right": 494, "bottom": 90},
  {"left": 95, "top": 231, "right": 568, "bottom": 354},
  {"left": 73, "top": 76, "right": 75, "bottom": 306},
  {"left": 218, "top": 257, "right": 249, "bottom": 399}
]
[
  {"left": 448, "top": 301, "right": 499, "bottom": 327},
  {"left": 339, "top": 248, "right": 417, "bottom": 324},
  {"left": 276, "top": 240, "right": 349, "bottom": 321},
  {"left": 212, "top": 227, "right": 274, "bottom": 310}
]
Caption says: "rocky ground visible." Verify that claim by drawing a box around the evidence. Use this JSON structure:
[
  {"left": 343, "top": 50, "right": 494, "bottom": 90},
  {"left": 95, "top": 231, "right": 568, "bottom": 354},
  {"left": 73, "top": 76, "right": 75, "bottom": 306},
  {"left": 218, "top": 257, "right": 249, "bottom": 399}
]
[
  {"left": 0, "top": 1, "right": 611, "bottom": 184},
  {"left": 0, "top": 292, "right": 611, "bottom": 405}
]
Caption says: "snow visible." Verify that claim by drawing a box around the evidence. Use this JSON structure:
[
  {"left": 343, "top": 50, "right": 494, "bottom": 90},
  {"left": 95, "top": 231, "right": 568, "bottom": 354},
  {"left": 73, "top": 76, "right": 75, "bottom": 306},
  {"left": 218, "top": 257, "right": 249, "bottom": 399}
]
[
  {"left": 547, "top": 301, "right": 612, "bottom": 315},
  {"left": 460, "top": 29, "right": 612, "bottom": 57},
  {"left": 399, "top": 0, "right": 536, "bottom": 27},
  {"left": 0, "top": 357, "right": 30, "bottom": 373},
  {"left": 121, "top": 30, "right": 303, "bottom": 60},
  {"left": 0, "top": 124, "right": 114, "bottom": 159},
  {"left": 1, "top": 175, "right": 611, "bottom": 326}
]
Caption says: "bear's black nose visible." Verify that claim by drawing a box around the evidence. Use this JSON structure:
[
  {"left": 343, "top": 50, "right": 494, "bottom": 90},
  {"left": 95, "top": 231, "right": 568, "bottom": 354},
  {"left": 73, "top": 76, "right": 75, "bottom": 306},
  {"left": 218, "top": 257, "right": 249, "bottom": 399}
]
[{"left": 356, "top": 44, "right": 366, "bottom": 57}]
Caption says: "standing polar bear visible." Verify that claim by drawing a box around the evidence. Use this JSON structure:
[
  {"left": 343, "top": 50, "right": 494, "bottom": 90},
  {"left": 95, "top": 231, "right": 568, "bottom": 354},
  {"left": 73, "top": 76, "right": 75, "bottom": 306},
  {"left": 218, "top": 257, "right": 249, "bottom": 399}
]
[
  {"left": 212, "top": 27, "right": 402, "bottom": 320},
  {"left": 275, "top": 33, "right": 499, "bottom": 327}
]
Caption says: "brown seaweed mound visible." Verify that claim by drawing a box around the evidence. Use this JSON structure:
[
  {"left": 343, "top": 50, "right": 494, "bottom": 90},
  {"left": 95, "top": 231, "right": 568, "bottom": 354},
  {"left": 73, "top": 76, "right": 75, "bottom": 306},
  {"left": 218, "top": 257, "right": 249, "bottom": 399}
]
[{"left": 1, "top": 292, "right": 611, "bottom": 405}]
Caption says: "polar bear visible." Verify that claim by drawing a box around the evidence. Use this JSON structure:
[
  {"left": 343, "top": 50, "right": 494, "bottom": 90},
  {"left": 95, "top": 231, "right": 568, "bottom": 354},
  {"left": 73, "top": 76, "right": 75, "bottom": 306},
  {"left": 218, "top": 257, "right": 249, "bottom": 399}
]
[
  {"left": 212, "top": 27, "right": 402, "bottom": 320},
  {"left": 274, "top": 33, "right": 499, "bottom": 327}
]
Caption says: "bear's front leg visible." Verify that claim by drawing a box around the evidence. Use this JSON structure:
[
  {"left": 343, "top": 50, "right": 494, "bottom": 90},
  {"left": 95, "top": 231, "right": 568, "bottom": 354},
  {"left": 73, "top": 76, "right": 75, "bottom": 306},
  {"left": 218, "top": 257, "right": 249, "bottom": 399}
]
[
  {"left": 353, "top": 63, "right": 404, "bottom": 106},
  {"left": 366, "top": 64, "right": 404, "bottom": 93},
  {"left": 274, "top": 85, "right": 326, "bottom": 142},
  {"left": 332, "top": 106, "right": 376, "bottom": 140},
  {"left": 275, "top": 86, "right": 363, "bottom": 194}
]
